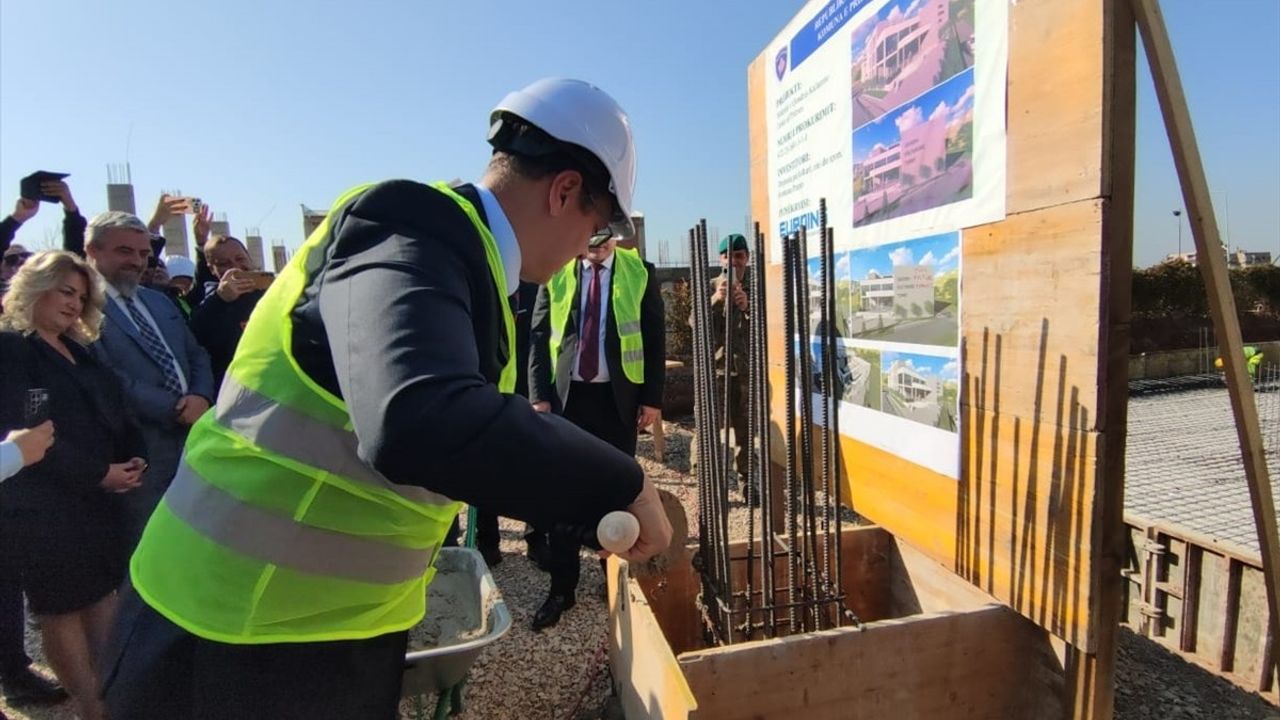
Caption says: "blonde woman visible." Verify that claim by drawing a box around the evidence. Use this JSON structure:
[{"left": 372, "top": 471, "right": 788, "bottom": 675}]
[{"left": 0, "top": 251, "right": 145, "bottom": 720}]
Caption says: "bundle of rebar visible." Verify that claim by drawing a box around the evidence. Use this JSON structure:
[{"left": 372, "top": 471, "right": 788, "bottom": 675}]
[{"left": 688, "top": 201, "right": 858, "bottom": 647}]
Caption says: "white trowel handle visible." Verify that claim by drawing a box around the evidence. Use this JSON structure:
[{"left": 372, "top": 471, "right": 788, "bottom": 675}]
[{"left": 549, "top": 511, "right": 640, "bottom": 554}]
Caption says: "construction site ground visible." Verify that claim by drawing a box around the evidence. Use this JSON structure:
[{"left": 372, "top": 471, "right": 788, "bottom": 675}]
[{"left": 3, "top": 419, "right": 1279, "bottom": 719}]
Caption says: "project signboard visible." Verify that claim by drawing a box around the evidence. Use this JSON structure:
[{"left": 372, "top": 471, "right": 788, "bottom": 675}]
[{"left": 764, "top": 0, "right": 1007, "bottom": 478}]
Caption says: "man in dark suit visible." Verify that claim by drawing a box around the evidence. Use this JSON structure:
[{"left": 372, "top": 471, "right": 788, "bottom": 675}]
[
  {"left": 528, "top": 237, "right": 665, "bottom": 629},
  {"left": 84, "top": 211, "right": 216, "bottom": 549}
]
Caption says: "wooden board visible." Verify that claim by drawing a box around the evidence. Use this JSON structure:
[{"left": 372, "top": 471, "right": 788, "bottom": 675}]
[
  {"left": 746, "top": 1, "right": 1137, "bottom": 716},
  {"left": 607, "top": 556, "right": 699, "bottom": 720},
  {"left": 678, "top": 604, "right": 1063, "bottom": 720}
]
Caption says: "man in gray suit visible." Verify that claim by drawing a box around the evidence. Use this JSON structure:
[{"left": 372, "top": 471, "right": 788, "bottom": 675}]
[{"left": 85, "top": 212, "right": 215, "bottom": 548}]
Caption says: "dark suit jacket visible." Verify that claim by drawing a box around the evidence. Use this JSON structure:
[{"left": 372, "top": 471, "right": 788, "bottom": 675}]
[
  {"left": 92, "top": 286, "right": 214, "bottom": 531},
  {"left": 0, "top": 331, "right": 144, "bottom": 509},
  {"left": 283, "top": 180, "right": 644, "bottom": 529},
  {"left": 528, "top": 256, "right": 665, "bottom": 426}
]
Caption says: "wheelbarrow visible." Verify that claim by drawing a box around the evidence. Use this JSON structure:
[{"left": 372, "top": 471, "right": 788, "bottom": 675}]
[{"left": 402, "top": 547, "right": 511, "bottom": 716}]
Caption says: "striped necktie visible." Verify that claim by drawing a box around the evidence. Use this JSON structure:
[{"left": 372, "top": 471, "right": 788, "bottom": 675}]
[{"left": 122, "top": 294, "right": 184, "bottom": 397}]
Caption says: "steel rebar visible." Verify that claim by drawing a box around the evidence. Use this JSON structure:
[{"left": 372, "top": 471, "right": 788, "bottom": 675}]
[
  {"left": 753, "top": 224, "right": 777, "bottom": 638},
  {"left": 781, "top": 232, "right": 800, "bottom": 633}
]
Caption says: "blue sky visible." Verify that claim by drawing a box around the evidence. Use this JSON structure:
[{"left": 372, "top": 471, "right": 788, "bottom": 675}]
[
  {"left": 1, "top": 1, "right": 1276, "bottom": 269},
  {"left": 852, "top": 67, "right": 974, "bottom": 161},
  {"left": 844, "top": 231, "right": 960, "bottom": 280},
  {"left": 882, "top": 350, "right": 958, "bottom": 381}
]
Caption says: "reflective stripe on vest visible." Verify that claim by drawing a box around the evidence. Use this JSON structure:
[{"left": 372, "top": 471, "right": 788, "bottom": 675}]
[
  {"left": 165, "top": 461, "right": 436, "bottom": 585},
  {"left": 548, "top": 247, "right": 647, "bottom": 384},
  {"left": 130, "top": 181, "right": 516, "bottom": 644}
]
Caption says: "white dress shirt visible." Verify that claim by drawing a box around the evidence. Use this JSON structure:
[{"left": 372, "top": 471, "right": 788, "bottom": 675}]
[
  {"left": 104, "top": 281, "right": 190, "bottom": 393},
  {"left": 572, "top": 252, "right": 614, "bottom": 383},
  {"left": 474, "top": 182, "right": 522, "bottom": 296}
]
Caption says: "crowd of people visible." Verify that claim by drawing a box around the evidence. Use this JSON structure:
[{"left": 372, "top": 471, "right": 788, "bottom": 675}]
[{"left": 0, "top": 183, "right": 281, "bottom": 719}]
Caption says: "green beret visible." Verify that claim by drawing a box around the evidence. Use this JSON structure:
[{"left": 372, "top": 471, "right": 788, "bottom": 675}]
[{"left": 719, "top": 234, "right": 749, "bottom": 254}]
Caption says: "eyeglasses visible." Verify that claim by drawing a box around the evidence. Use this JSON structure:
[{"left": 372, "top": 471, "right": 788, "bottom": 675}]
[
  {"left": 3, "top": 253, "right": 32, "bottom": 267},
  {"left": 588, "top": 225, "right": 615, "bottom": 248}
]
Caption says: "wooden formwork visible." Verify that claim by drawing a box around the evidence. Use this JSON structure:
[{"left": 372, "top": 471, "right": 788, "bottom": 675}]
[
  {"left": 1122, "top": 514, "right": 1279, "bottom": 702},
  {"left": 608, "top": 527, "right": 1068, "bottom": 720}
]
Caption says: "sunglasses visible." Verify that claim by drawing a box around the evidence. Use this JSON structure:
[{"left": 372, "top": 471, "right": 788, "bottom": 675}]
[
  {"left": 3, "top": 253, "right": 33, "bottom": 267},
  {"left": 588, "top": 226, "right": 615, "bottom": 248}
]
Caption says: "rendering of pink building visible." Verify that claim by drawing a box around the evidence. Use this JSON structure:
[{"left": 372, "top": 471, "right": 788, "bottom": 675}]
[
  {"left": 858, "top": 0, "right": 950, "bottom": 87},
  {"left": 863, "top": 111, "right": 948, "bottom": 192}
]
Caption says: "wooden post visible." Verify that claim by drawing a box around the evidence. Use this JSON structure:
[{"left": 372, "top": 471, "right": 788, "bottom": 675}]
[
  {"left": 653, "top": 415, "right": 666, "bottom": 463},
  {"left": 1132, "top": 0, "right": 1280, "bottom": 678}
]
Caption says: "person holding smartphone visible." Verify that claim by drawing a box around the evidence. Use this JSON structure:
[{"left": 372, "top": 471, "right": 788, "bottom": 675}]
[
  {"left": 188, "top": 225, "right": 270, "bottom": 390},
  {"left": 0, "top": 251, "right": 146, "bottom": 720}
]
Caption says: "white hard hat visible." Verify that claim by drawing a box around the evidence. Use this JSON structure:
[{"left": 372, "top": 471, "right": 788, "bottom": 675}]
[
  {"left": 165, "top": 255, "right": 196, "bottom": 279},
  {"left": 489, "top": 78, "right": 637, "bottom": 239}
]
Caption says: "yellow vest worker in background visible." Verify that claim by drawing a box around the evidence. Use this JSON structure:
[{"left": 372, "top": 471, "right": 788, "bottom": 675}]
[
  {"left": 526, "top": 239, "right": 665, "bottom": 629},
  {"left": 100, "top": 77, "right": 672, "bottom": 720}
]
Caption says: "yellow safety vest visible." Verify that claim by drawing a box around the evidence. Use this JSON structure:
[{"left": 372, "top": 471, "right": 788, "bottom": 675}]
[
  {"left": 547, "top": 247, "right": 647, "bottom": 384},
  {"left": 129, "top": 181, "right": 516, "bottom": 644}
]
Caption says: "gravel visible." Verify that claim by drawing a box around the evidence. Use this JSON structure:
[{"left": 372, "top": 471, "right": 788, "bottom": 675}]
[{"left": 2, "top": 420, "right": 1276, "bottom": 719}]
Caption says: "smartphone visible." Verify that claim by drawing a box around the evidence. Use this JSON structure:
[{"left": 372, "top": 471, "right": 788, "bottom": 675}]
[
  {"left": 187, "top": 197, "right": 203, "bottom": 215},
  {"left": 24, "top": 388, "right": 50, "bottom": 425},
  {"left": 245, "top": 271, "right": 275, "bottom": 290}
]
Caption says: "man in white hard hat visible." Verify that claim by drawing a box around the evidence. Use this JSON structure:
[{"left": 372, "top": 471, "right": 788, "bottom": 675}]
[{"left": 101, "top": 77, "right": 672, "bottom": 719}]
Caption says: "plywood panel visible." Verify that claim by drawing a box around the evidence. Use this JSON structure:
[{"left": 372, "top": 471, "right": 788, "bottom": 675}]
[
  {"left": 607, "top": 557, "right": 699, "bottom": 720},
  {"left": 963, "top": 201, "right": 1106, "bottom": 430},
  {"left": 1006, "top": 0, "right": 1108, "bottom": 214},
  {"left": 679, "top": 604, "right": 1064, "bottom": 720}
]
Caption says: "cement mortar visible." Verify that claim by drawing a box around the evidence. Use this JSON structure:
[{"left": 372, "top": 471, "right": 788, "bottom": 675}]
[{"left": 408, "top": 554, "right": 487, "bottom": 651}]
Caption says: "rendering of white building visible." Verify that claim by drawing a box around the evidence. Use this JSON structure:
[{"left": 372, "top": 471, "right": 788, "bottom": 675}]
[
  {"left": 858, "top": 264, "right": 934, "bottom": 316},
  {"left": 887, "top": 359, "right": 935, "bottom": 402}
]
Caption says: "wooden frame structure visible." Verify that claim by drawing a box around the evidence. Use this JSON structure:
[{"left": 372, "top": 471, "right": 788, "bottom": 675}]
[
  {"left": 722, "top": 0, "right": 1278, "bottom": 716},
  {"left": 746, "top": 1, "right": 1137, "bottom": 714}
]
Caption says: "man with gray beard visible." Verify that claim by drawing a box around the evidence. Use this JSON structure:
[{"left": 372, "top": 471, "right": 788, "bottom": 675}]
[{"left": 84, "top": 211, "right": 214, "bottom": 549}]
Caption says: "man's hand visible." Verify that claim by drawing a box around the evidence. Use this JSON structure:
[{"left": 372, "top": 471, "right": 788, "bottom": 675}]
[
  {"left": 175, "top": 395, "right": 211, "bottom": 425},
  {"left": 733, "top": 284, "right": 748, "bottom": 312},
  {"left": 11, "top": 198, "right": 37, "bottom": 224},
  {"left": 6, "top": 421, "right": 55, "bottom": 467},
  {"left": 216, "top": 269, "right": 256, "bottom": 302},
  {"left": 615, "top": 475, "right": 673, "bottom": 564},
  {"left": 710, "top": 280, "right": 727, "bottom": 306},
  {"left": 531, "top": 400, "right": 552, "bottom": 413},
  {"left": 615, "top": 475, "right": 673, "bottom": 563},
  {"left": 42, "top": 181, "right": 77, "bottom": 213},
  {"left": 148, "top": 194, "right": 191, "bottom": 234},
  {"left": 101, "top": 462, "right": 143, "bottom": 493},
  {"left": 193, "top": 203, "right": 212, "bottom": 248},
  {"left": 636, "top": 405, "right": 660, "bottom": 431}
]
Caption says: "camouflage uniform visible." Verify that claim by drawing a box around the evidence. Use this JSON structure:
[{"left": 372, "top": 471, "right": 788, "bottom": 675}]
[{"left": 691, "top": 273, "right": 752, "bottom": 487}]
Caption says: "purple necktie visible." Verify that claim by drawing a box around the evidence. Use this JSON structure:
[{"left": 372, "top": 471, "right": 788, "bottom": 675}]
[{"left": 579, "top": 263, "right": 603, "bottom": 381}]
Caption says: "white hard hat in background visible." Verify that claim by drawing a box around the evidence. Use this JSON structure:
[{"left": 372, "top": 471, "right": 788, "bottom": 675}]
[
  {"left": 165, "top": 255, "right": 196, "bottom": 279},
  {"left": 489, "top": 77, "right": 637, "bottom": 239}
]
